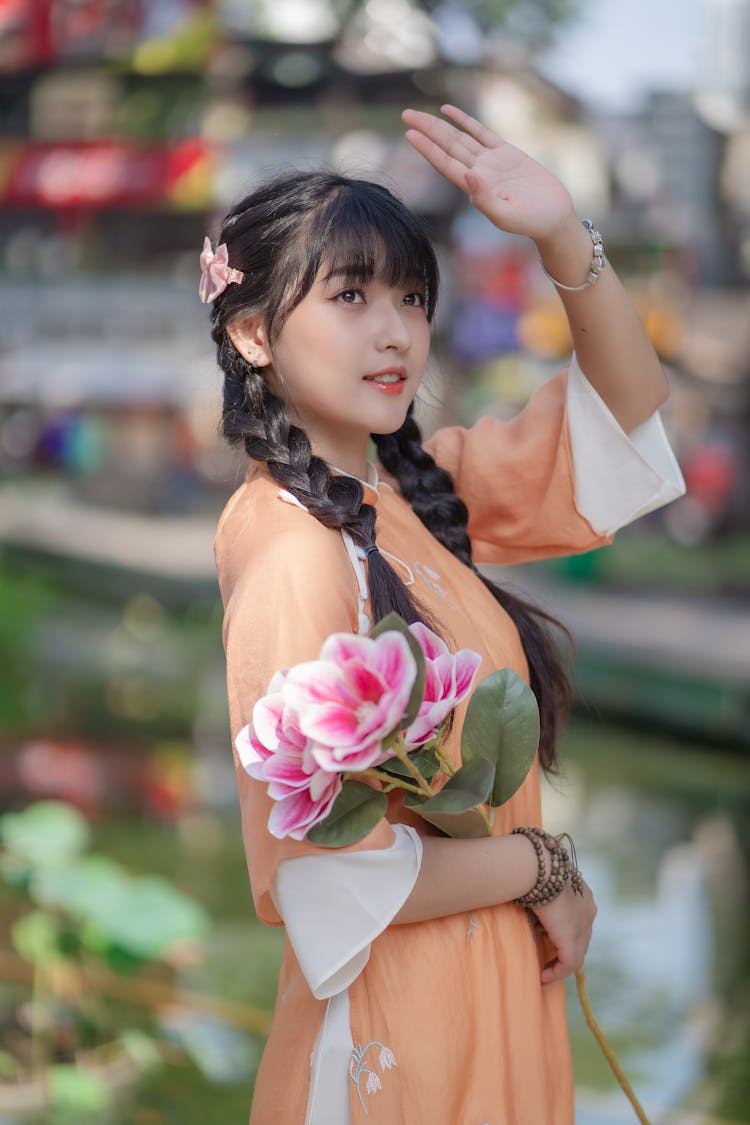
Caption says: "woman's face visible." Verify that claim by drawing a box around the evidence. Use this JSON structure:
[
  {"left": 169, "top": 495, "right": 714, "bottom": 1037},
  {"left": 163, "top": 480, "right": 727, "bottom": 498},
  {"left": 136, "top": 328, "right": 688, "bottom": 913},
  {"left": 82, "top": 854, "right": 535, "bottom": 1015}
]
[{"left": 266, "top": 265, "right": 431, "bottom": 476}]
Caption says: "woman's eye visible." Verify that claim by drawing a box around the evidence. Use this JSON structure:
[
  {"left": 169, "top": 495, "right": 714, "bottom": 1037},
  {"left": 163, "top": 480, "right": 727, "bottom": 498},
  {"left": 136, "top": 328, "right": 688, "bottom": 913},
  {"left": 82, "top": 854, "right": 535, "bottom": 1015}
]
[
  {"left": 403, "top": 292, "right": 425, "bottom": 307},
  {"left": 337, "top": 289, "right": 363, "bottom": 304}
]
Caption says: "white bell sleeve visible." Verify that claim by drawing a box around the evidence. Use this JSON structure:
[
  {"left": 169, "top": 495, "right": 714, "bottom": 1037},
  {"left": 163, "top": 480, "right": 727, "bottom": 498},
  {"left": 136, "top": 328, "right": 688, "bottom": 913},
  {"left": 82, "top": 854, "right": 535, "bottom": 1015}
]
[
  {"left": 271, "top": 824, "right": 423, "bottom": 1000},
  {"left": 566, "top": 352, "right": 685, "bottom": 535}
]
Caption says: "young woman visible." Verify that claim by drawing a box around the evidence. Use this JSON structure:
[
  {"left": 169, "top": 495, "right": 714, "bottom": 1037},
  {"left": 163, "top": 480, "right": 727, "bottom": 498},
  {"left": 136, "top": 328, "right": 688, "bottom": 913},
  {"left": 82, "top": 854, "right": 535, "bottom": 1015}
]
[{"left": 207, "top": 105, "right": 684, "bottom": 1123}]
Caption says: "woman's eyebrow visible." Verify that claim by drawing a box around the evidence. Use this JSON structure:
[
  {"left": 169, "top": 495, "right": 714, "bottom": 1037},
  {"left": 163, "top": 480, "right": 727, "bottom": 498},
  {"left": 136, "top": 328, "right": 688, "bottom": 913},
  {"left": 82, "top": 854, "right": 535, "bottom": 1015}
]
[
  {"left": 322, "top": 266, "right": 368, "bottom": 283},
  {"left": 322, "top": 267, "right": 424, "bottom": 290}
]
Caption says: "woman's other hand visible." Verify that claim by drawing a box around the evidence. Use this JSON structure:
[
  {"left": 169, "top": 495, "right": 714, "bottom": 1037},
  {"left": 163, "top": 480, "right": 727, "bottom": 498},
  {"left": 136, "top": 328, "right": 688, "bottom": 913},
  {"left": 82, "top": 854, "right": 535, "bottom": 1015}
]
[{"left": 531, "top": 878, "right": 597, "bottom": 985}]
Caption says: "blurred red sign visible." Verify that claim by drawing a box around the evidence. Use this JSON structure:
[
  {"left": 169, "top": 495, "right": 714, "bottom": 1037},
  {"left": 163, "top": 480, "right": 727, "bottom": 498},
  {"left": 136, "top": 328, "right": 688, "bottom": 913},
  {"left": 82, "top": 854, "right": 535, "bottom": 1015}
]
[{"left": 0, "top": 138, "right": 212, "bottom": 207}]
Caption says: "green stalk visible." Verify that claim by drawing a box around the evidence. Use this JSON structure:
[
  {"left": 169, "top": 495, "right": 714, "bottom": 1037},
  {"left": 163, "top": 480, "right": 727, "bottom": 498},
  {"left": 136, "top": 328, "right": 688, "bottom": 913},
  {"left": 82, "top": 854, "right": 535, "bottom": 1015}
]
[
  {"left": 480, "top": 812, "right": 653, "bottom": 1125},
  {"left": 474, "top": 804, "right": 494, "bottom": 834},
  {"left": 356, "top": 768, "right": 423, "bottom": 797},
  {"left": 391, "top": 738, "right": 436, "bottom": 798},
  {"left": 433, "top": 742, "right": 457, "bottom": 778},
  {"left": 575, "top": 970, "right": 652, "bottom": 1125}
]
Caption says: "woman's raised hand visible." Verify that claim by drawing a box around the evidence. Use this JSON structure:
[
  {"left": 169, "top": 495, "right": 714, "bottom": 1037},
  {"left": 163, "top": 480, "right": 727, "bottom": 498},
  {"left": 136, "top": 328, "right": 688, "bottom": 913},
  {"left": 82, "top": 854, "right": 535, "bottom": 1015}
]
[{"left": 402, "top": 104, "right": 575, "bottom": 245}]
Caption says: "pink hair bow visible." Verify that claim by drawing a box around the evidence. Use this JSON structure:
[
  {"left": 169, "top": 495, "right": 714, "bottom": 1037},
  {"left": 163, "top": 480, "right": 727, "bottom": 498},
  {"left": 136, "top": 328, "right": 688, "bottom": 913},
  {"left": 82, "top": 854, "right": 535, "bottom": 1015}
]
[{"left": 199, "top": 236, "right": 245, "bottom": 303}]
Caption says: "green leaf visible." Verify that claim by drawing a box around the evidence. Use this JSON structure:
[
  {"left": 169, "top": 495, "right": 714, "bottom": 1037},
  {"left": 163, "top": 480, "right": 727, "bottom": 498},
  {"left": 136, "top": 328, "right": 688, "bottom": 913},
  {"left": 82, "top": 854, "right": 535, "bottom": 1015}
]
[
  {"left": 370, "top": 612, "right": 426, "bottom": 728},
  {"left": 307, "top": 781, "right": 388, "bottom": 847},
  {"left": 86, "top": 877, "right": 209, "bottom": 962},
  {"left": 10, "top": 910, "right": 61, "bottom": 966},
  {"left": 409, "top": 758, "right": 494, "bottom": 815},
  {"left": 101, "top": 941, "right": 150, "bottom": 975},
  {"left": 461, "top": 668, "right": 540, "bottom": 806},
  {"left": 34, "top": 856, "right": 209, "bottom": 962},
  {"left": 48, "top": 1065, "right": 111, "bottom": 1113},
  {"left": 0, "top": 801, "right": 89, "bottom": 873},
  {"left": 34, "top": 855, "right": 127, "bottom": 918},
  {"left": 376, "top": 746, "right": 439, "bottom": 782},
  {"left": 403, "top": 794, "right": 490, "bottom": 838}
]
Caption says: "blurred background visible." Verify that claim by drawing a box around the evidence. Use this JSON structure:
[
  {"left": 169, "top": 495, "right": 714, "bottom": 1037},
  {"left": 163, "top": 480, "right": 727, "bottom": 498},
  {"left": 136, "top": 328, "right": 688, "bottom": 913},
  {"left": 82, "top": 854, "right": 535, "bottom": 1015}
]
[{"left": 0, "top": 1, "right": 748, "bottom": 1122}]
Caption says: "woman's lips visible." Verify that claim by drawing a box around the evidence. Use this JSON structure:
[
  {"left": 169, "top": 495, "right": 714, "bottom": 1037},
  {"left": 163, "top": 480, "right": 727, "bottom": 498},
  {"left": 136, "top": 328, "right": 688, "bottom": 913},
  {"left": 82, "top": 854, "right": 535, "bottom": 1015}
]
[{"left": 363, "top": 368, "right": 407, "bottom": 395}]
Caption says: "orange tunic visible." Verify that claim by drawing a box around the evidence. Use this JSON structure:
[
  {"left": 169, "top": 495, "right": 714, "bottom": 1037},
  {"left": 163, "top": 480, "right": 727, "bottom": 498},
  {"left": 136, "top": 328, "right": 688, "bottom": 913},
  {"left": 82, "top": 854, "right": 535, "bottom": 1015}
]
[{"left": 215, "top": 371, "right": 612, "bottom": 1124}]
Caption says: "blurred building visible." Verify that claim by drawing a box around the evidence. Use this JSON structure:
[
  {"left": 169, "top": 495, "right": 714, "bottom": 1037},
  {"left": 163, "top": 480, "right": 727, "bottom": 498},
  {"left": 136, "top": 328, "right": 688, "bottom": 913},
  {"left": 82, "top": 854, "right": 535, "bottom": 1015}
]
[
  {"left": 0, "top": 0, "right": 747, "bottom": 529},
  {"left": 0, "top": 0, "right": 609, "bottom": 510}
]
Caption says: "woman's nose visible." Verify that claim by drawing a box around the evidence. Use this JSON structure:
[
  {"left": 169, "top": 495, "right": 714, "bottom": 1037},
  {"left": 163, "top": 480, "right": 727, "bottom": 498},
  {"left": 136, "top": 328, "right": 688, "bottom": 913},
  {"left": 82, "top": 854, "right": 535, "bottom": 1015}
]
[{"left": 374, "top": 300, "right": 411, "bottom": 351}]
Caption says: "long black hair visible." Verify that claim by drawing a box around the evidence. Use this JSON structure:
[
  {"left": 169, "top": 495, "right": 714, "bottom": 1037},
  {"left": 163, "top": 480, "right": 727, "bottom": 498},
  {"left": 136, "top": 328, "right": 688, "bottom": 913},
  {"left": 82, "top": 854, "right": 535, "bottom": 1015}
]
[{"left": 208, "top": 170, "right": 570, "bottom": 771}]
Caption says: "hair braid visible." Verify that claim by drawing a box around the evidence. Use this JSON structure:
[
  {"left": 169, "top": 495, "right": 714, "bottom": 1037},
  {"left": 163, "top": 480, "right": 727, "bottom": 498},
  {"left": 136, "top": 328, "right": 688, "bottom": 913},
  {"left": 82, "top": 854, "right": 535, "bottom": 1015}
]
[
  {"left": 373, "top": 412, "right": 571, "bottom": 773},
  {"left": 217, "top": 337, "right": 436, "bottom": 628}
]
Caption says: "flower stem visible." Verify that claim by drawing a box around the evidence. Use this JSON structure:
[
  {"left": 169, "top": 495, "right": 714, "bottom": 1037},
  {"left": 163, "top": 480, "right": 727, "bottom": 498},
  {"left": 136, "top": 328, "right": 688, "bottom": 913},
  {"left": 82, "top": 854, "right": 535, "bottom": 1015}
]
[
  {"left": 355, "top": 769, "right": 423, "bottom": 796},
  {"left": 474, "top": 804, "right": 494, "bottom": 834},
  {"left": 575, "top": 969, "right": 652, "bottom": 1125},
  {"left": 392, "top": 740, "right": 436, "bottom": 798},
  {"left": 477, "top": 809, "right": 648, "bottom": 1120},
  {"left": 434, "top": 743, "right": 457, "bottom": 778}
]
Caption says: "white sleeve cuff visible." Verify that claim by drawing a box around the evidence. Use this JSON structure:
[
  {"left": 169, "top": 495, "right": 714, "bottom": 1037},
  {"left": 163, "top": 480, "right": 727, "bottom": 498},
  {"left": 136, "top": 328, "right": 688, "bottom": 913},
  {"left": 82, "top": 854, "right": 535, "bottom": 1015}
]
[
  {"left": 566, "top": 353, "right": 686, "bottom": 536},
  {"left": 271, "top": 825, "right": 423, "bottom": 1001}
]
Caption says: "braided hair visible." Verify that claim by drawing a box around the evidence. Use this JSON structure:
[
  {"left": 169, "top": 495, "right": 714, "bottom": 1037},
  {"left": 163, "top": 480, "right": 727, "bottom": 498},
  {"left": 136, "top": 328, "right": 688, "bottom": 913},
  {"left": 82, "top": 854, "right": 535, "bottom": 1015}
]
[
  {"left": 374, "top": 411, "right": 571, "bottom": 772},
  {"left": 209, "top": 170, "right": 569, "bottom": 771}
]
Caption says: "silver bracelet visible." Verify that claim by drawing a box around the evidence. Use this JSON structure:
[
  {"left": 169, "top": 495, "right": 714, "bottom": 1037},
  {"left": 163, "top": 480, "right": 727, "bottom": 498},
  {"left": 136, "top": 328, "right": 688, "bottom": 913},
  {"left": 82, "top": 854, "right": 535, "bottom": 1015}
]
[{"left": 539, "top": 219, "right": 606, "bottom": 292}]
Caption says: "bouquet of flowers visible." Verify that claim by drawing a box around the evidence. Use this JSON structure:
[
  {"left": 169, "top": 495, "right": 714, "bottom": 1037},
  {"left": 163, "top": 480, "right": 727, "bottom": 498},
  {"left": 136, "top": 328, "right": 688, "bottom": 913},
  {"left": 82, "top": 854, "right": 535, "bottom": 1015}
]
[
  {"left": 235, "top": 613, "right": 540, "bottom": 846},
  {"left": 235, "top": 612, "right": 654, "bottom": 1125}
]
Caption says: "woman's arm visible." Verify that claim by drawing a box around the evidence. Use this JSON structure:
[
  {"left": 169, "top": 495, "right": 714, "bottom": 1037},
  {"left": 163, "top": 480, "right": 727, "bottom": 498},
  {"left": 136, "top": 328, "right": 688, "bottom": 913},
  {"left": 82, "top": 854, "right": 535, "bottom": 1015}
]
[
  {"left": 393, "top": 832, "right": 596, "bottom": 983},
  {"left": 402, "top": 104, "right": 668, "bottom": 433},
  {"left": 535, "top": 217, "right": 668, "bottom": 432},
  {"left": 391, "top": 832, "right": 539, "bottom": 922}
]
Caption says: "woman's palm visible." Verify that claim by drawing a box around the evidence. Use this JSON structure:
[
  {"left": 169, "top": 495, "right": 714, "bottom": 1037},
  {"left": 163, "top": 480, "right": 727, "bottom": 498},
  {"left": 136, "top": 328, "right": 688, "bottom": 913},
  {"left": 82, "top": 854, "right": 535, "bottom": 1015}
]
[{"left": 402, "top": 104, "right": 573, "bottom": 241}]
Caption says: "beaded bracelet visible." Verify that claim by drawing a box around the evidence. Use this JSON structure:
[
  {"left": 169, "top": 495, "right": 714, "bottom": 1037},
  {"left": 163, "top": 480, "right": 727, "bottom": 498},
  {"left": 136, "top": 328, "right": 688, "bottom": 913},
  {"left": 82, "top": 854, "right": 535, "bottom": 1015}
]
[
  {"left": 540, "top": 219, "right": 606, "bottom": 292},
  {"left": 511, "top": 827, "right": 584, "bottom": 907}
]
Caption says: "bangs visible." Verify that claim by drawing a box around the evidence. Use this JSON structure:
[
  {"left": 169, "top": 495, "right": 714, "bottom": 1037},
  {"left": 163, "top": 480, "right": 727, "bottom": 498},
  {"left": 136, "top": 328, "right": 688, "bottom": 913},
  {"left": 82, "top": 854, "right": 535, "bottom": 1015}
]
[{"left": 287, "top": 181, "right": 439, "bottom": 323}]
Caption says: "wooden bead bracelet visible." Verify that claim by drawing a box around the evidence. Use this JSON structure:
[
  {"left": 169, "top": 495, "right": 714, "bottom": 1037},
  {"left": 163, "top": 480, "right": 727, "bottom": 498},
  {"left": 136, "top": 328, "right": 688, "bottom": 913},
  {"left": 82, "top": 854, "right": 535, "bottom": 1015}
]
[{"left": 511, "top": 826, "right": 584, "bottom": 907}]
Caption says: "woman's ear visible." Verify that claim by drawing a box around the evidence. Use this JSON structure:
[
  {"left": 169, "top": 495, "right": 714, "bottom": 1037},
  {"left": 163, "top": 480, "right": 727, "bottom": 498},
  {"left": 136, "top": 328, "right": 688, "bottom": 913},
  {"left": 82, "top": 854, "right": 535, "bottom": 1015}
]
[{"left": 227, "top": 316, "right": 271, "bottom": 369}]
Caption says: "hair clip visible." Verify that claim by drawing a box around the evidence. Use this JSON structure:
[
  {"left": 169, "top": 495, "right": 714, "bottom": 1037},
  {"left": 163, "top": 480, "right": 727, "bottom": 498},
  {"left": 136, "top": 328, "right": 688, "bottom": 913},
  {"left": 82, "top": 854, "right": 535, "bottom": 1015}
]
[{"left": 198, "top": 236, "right": 245, "bottom": 303}]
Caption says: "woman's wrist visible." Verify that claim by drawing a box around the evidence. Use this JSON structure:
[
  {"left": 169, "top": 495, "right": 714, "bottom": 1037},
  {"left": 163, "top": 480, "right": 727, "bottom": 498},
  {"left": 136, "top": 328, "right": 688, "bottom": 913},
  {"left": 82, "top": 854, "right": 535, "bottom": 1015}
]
[
  {"left": 512, "top": 832, "right": 555, "bottom": 900},
  {"left": 511, "top": 828, "right": 584, "bottom": 907},
  {"left": 535, "top": 213, "right": 595, "bottom": 290},
  {"left": 504, "top": 831, "right": 551, "bottom": 901}
]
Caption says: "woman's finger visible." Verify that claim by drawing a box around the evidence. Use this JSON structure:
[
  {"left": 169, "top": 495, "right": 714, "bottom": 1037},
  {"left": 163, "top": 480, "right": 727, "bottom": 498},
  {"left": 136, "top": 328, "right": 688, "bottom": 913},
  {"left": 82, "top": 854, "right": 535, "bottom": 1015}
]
[
  {"left": 401, "top": 108, "right": 483, "bottom": 162},
  {"left": 402, "top": 128, "right": 472, "bottom": 192},
  {"left": 541, "top": 959, "right": 568, "bottom": 985},
  {"left": 439, "top": 103, "right": 502, "bottom": 150}
]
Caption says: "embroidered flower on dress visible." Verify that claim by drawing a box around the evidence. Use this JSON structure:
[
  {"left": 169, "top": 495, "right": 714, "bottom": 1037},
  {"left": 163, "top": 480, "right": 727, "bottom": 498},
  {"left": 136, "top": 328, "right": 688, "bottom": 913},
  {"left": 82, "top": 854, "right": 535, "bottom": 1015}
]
[
  {"left": 378, "top": 1045, "right": 397, "bottom": 1070},
  {"left": 350, "top": 1040, "right": 398, "bottom": 1115},
  {"left": 365, "top": 1072, "right": 382, "bottom": 1094}
]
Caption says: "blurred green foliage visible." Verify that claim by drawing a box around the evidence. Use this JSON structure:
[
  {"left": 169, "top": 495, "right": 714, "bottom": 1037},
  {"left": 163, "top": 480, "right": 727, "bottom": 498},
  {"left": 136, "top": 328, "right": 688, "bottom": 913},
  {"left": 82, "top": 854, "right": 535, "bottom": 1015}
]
[
  {"left": 0, "top": 560, "right": 224, "bottom": 740},
  {"left": 542, "top": 532, "right": 750, "bottom": 596},
  {"left": 0, "top": 801, "right": 212, "bottom": 1121}
]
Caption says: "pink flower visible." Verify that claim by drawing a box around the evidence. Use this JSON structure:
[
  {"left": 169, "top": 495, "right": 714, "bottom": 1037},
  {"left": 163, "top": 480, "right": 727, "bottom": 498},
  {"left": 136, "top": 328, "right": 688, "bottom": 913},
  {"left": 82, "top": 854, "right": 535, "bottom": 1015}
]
[
  {"left": 284, "top": 631, "right": 417, "bottom": 772},
  {"left": 235, "top": 672, "right": 341, "bottom": 841},
  {"left": 402, "top": 623, "right": 482, "bottom": 748}
]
